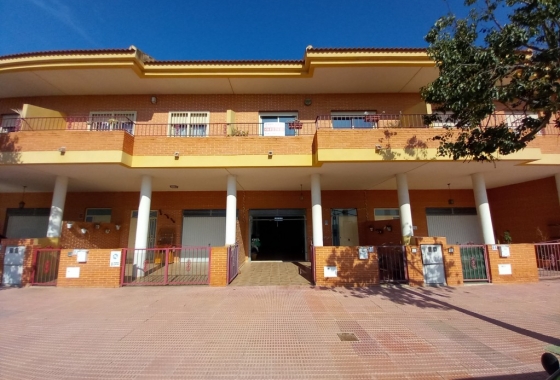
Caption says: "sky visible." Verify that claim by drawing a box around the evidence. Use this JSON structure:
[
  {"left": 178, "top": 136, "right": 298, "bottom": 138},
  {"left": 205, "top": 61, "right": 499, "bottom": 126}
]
[{"left": 0, "top": 0, "right": 474, "bottom": 61}]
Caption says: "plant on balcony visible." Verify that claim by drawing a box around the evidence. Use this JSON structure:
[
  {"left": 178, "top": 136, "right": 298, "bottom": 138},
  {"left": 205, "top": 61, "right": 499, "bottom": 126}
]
[
  {"left": 229, "top": 127, "right": 248, "bottom": 136},
  {"left": 422, "top": 0, "right": 560, "bottom": 162}
]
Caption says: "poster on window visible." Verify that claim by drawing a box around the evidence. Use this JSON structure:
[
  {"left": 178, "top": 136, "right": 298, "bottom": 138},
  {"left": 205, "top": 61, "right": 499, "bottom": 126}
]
[{"left": 263, "top": 122, "right": 285, "bottom": 136}]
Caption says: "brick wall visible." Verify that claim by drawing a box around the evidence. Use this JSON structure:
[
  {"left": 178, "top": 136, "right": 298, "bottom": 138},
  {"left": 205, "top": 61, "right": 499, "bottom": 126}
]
[
  {"left": 486, "top": 244, "right": 539, "bottom": 284},
  {"left": 405, "top": 245, "right": 424, "bottom": 286},
  {"left": 57, "top": 249, "right": 122, "bottom": 288},
  {"left": 314, "top": 246, "right": 379, "bottom": 287},
  {"left": 209, "top": 246, "right": 227, "bottom": 286},
  {"left": 488, "top": 176, "right": 560, "bottom": 243},
  {"left": 60, "top": 222, "right": 123, "bottom": 249},
  {"left": 407, "top": 237, "right": 464, "bottom": 286}
]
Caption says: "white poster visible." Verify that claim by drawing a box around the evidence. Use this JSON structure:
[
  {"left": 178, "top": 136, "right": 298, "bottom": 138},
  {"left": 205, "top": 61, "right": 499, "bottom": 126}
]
[
  {"left": 109, "top": 251, "right": 122, "bottom": 267},
  {"left": 263, "top": 122, "right": 285, "bottom": 137}
]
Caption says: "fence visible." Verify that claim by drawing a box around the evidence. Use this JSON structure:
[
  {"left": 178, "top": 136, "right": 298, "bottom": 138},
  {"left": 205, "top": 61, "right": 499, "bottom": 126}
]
[
  {"left": 535, "top": 243, "right": 560, "bottom": 279},
  {"left": 459, "top": 245, "right": 490, "bottom": 282},
  {"left": 120, "top": 247, "right": 210, "bottom": 285},
  {"left": 31, "top": 248, "right": 61, "bottom": 286},
  {"left": 377, "top": 246, "right": 408, "bottom": 283},
  {"left": 227, "top": 244, "right": 239, "bottom": 284}
]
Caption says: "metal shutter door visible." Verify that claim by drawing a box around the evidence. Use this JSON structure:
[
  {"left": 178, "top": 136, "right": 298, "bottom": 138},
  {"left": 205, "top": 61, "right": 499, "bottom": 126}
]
[
  {"left": 426, "top": 215, "right": 484, "bottom": 245},
  {"left": 6, "top": 216, "right": 49, "bottom": 239}
]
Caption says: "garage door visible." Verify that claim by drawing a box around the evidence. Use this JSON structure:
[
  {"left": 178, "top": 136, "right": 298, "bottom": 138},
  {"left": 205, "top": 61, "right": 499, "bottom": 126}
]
[
  {"left": 426, "top": 208, "right": 483, "bottom": 245},
  {"left": 5, "top": 209, "right": 50, "bottom": 239},
  {"left": 182, "top": 210, "right": 226, "bottom": 262}
]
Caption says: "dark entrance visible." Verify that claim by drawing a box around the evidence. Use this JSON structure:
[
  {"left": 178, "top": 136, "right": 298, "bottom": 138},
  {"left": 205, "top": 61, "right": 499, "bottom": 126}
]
[{"left": 249, "top": 209, "right": 306, "bottom": 261}]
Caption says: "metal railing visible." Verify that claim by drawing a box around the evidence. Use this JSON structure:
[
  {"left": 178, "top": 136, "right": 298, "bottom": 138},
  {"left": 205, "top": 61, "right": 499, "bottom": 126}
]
[
  {"left": 315, "top": 113, "right": 559, "bottom": 134},
  {"left": 377, "top": 245, "right": 408, "bottom": 284},
  {"left": 121, "top": 247, "right": 210, "bottom": 285},
  {"left": 31, "top": 248, "right": 60, "bottom": 286},
  {"left": 4, "top": 116, "right": 317, "bottom": 137},
  {"left": 227, "top": 244, "right": 239, "bottom": 284},
  {"left": 535, "top": 243, "right": 560, "bottom": 280},
  {"left": 459, "top": 245, "right": 490, "bottom": 282}
]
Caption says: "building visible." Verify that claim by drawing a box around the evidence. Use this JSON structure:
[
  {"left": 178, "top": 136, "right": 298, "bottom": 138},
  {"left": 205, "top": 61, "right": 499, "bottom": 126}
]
[{"left": 0, "top": 46, "right": 558, "bottom": 288}]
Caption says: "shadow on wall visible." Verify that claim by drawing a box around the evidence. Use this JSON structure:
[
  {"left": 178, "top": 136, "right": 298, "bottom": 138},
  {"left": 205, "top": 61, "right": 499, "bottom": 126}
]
[{"left": 0, "top": 134, "right": 21, "bottom": 164}]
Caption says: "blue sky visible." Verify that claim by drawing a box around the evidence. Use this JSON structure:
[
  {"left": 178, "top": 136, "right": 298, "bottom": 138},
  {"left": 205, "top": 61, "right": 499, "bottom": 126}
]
[{"left": 0, "top": 0, "right": 472, "bottom": 60}]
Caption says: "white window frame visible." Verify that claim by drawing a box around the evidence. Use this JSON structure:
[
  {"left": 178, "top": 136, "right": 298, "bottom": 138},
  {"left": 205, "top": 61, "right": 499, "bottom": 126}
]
[
  {"left": 504, "top": 111, "right": 539, "bottom": 129},
  {"left": 1, "top": 114, "right": 20, "bottom": 133},
  {"left": 88, "top": 111, "right": 136, "bottom": 134},
  {"left": 430, "top": 111, "right": 455, "bottom": 128},
  {"left": 374, "top": 208, "right": 400, "bottom": 221},
  {"left": 258, "top": 112, "right": 299, "bottom": 136},
  {"left": 85, "top": 208, "right": 112, "bottom": 223},
  {"left": 331, "top": 111, "right": 377, "bottom": 129},
  {"left": 168, "top": 111, "right": 210, "bottom": 137}
]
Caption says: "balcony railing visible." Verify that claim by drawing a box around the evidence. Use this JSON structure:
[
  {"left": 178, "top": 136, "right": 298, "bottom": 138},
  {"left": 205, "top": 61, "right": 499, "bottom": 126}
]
[
  {"left": 316, "top": 113, "right": 559, "bottom": 135},
  {"left": 2, "top": 117, "right": 317, "bottom": 137}
]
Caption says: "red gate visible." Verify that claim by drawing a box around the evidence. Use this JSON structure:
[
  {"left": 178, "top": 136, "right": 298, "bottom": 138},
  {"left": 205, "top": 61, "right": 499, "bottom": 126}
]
[
  {"left": 120, "top": 247, "right": 210, "bottom": 286},
  {"left": 227, "top": 244, "right": 239, "bottom": 284},
  {"left": 31, "top": 248, "right": 61, "bottom": 286},
  {"left": 535, "top": 243, "right": 560, "bottom": 279}
]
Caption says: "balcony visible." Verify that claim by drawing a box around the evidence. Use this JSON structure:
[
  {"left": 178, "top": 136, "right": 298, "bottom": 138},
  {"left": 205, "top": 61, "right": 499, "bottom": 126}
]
[{"left": 1, "top": 116, "right": 317, "bottom": 137}]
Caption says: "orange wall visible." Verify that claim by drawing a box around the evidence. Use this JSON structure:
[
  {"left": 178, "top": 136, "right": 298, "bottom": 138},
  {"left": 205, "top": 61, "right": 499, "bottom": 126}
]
[
  {"left": 486, "top": 244, "right": 539, "bottom": 284},
  {"left": 488, "top": 176, "right": 560, "bottom": 243},
  {"left": 57, "top": 249, "right": 122, "bottom": 288}
]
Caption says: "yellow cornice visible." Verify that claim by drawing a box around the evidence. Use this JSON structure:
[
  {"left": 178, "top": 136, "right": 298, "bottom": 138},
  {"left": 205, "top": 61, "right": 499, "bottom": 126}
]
[{"left": 0, "top": 49, "right": 435, "bottom": 79}]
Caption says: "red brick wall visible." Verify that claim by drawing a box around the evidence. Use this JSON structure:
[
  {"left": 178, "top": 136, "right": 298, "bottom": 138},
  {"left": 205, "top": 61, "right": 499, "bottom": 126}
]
[
  {"left": 486, "top": 244, "right": 539, "bottom": 284},
  {"left": 57, "top": 249, "right": 121, "bottom": 288},
  {"left": 488, "top": 176, "right": 560, "bottom": 243},
  {"left": 314, "top": 246, "right": 379, "bottom": 287},
  {"left": 60, "top": 222, "right": 123, "bottom": 249}
]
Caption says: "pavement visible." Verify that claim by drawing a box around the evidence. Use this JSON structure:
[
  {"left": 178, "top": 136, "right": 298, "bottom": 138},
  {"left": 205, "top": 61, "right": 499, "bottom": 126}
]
[{"left": 0, "top": 281, "right": 559, "bottom": 379}]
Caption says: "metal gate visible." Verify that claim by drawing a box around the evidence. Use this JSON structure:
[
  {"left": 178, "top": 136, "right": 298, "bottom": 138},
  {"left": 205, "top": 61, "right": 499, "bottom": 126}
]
[
  {"left": 227, "top": 244, "right": 239, "bottom": 284},
  {"left": 535, "top": 243, "right": 560, "bottom": 280},
  {"left": 459, "top": 245, "right": 490, "bottom": 282},
  {"left": 31, "top": 248, "right": 61, "bottom": 286},
  {"left": 377, "top": 246, "right": 408, "bottom": 283},
  {"left": 121, "top": 247, "right": 210, "bottom": 286}
]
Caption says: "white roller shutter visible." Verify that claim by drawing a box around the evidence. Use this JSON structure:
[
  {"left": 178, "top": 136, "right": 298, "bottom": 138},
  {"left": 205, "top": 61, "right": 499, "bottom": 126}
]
[
  {"left": 6, "top": 216, "right": 49, "bottom": 239},
  {"left": 427, "top": 215, "right": 483, "bottom": 245}
]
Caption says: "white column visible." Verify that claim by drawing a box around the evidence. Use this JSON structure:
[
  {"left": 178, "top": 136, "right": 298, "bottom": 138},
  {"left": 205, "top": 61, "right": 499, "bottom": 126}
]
[
  {"left": 134, "top": 175, "right": 152, "bottom": 277},
  {"left": 311, "top": 174, "right": 323, "bottom": 246},
  {"left": 471, "top": 173, "right": 496, "bottom": 244},
  {"left": 225, "top": 175, "right": 237, "bottom": 245},
  {"left": 46, "top": 176, "right": 68, "bottom": 238},
  {"left": 555, "top": 173, "right": 560, "bottom": 206},
  {"left": 396, "top": 173, "right": 413, "bottom": 244}
]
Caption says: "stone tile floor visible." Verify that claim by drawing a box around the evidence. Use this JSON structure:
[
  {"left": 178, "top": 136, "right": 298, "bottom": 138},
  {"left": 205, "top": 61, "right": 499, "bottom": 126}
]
[
  {"left": 230, "top": 261, "right": 312, "bottom": 286},
  {"left": 0, "top": 281, "right": 559, "bottom": 379}
]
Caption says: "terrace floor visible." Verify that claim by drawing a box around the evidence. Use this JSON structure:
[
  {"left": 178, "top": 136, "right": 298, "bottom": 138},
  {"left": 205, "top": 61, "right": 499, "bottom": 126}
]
[{"left": 0, "top": 281, "right": 559, "bottom": 379}]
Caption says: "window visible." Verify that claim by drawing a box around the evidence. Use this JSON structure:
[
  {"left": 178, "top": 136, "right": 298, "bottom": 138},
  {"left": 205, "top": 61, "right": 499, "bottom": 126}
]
[
  {"left": 331, "top": 111, "right": 377, "bottom": 129},
  {"left": 169, "top": 112, "right": 209, "bottom": 137},
  {"left": 259, "top": 112, "right": 298, "bottom": 136},
  {"left": 89, "top": 111, "right": 136, "bottom": 134},
  {"left": 1, "top": 114, "right": 20, "bottom": 133},
  {"left": 430, "top": 111, "right": 455, "bottom": 128},
  {"left": 85, "top": 208, "right": 112, "bottom": 223},
  {"left": 504, "top": 111, "right": 538, "bottom": 129},
  {"left": 374, "top": 208, "right": 400, "bottom": 221}
]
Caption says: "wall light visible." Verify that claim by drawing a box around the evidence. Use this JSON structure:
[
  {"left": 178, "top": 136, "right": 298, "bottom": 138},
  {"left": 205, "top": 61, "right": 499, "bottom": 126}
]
[
  {"left": 80, "top": 228, "right": 88, "bottom": 235},
  {"left": 94, "top": 223, "right": 100, "bottom": 230},
  {"left": 115, "top": 224, "right": 121, "bottom": 230},
  {"left": 105, "top": 228, "right": 111, "bottom": 234},
  {"left": 151, "top": 96, "right": 157, "bottom": 104},
  {"left": 174, "top": 152, "right": 180, "bottom": 160},
  {"left": 385, "top": 225, "right": 392, "bottom": 232},
  {"left": 66, "top": 221, "right": 74, "bottom": 229},
  {"left": 58, "top": 146, "right": 66, "bottom": 155},
  {"left": 369, "top": 225, "right": 374, "bottom": 232}
]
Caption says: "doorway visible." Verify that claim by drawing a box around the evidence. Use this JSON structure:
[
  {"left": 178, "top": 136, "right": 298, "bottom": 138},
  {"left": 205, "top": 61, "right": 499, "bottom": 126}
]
[
  {"left": 128, "top": 210, "right": 158, "bottom": 248},
  {"left": 332, "top": 209, "right": 359, "bottom": 246},
  {"left": 249, "top": 209, "right": 306, "bottom": 261}
]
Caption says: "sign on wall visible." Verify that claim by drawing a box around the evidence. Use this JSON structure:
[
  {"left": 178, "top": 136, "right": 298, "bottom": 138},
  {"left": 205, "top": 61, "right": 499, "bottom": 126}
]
[
  {"left": 109, "top": 251, "right": 122, "bottom": 267},
  {"left": 498, "top": 263, "right": 512, "bottom": 275},
  {"left": 66, "top": 267, "right": 80, "bottom": 278},
  {"left": 358, "top": 247, "right": 369, "bottom": 260},
  {"left": 324, "top": 266, "right": 338, "bottom": 278}
]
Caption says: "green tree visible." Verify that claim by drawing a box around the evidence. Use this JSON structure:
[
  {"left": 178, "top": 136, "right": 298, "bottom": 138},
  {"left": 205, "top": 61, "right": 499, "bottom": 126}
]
[{"left": 421, "top": 0, "right": 560, "bottom": 161}]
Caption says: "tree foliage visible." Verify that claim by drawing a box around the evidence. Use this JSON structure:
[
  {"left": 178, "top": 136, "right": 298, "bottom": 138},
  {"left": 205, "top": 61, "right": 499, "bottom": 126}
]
[{"left": 421, "top": 0, "right": 560, "bottom": 161}]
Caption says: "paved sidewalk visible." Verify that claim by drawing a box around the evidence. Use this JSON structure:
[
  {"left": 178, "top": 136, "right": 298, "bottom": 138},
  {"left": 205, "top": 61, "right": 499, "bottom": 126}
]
[
  {"left": 230, "top": 262, "right": 312, "bottom": 286},
  {"left": 0, "top": 281, "right": 559, "bottom": 379}
]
